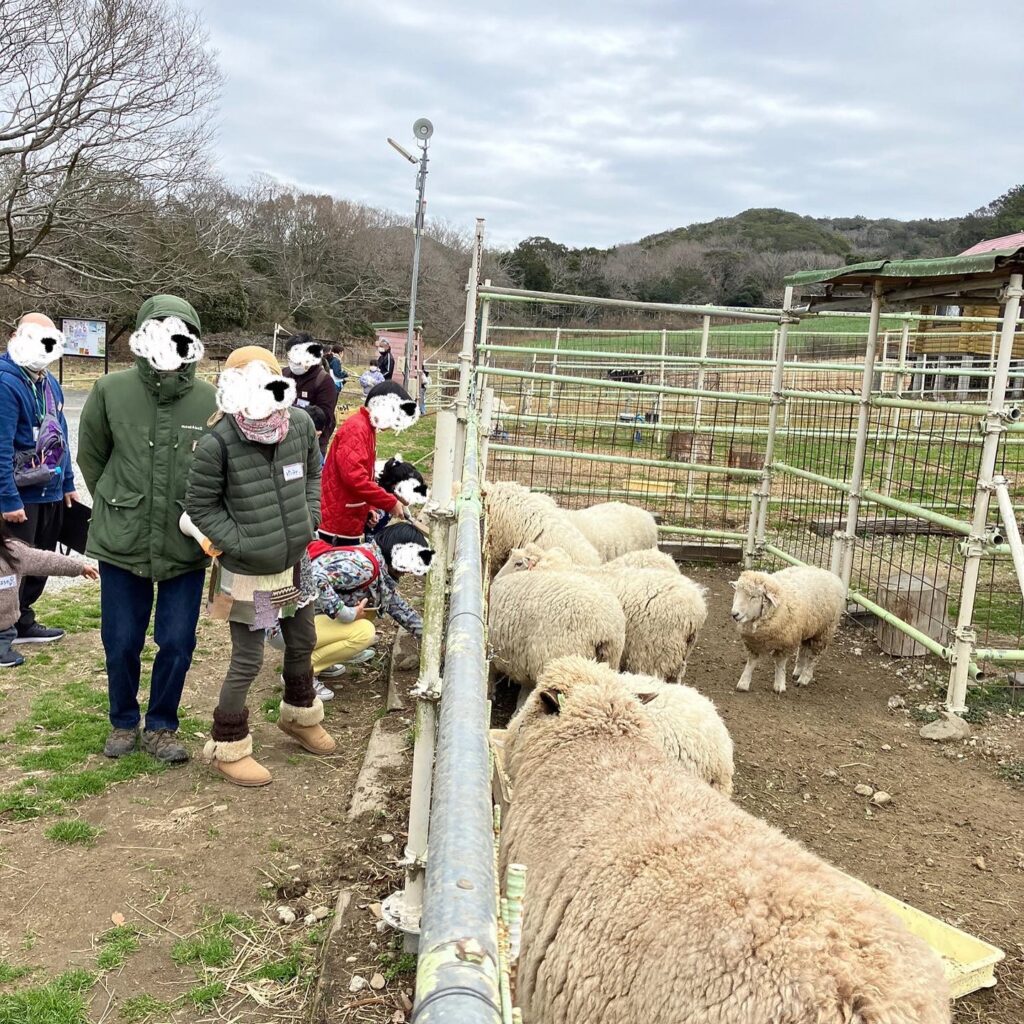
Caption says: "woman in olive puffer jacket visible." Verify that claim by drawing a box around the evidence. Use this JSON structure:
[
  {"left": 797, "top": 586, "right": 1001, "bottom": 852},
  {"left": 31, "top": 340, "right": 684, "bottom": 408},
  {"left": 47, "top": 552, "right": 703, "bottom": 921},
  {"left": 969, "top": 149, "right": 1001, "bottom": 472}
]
[{"left": 185, "top": 346, "right": 335, "bottom": 788}]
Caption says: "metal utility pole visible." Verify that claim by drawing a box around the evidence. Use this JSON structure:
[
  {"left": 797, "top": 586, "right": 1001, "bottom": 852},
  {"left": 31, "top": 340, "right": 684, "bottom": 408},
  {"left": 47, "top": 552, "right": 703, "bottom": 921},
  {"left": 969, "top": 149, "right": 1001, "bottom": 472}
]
[{"left": 388, "top": 118, "right": 433, "bottom": 395}]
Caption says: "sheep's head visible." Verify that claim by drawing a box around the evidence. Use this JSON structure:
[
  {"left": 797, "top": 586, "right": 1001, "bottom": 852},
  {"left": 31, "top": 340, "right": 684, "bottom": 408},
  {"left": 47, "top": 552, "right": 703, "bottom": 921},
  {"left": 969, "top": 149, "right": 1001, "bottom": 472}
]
[
  {"left": 216, "top": 360, "right": 296, "bottom": 420},
  {"left": 505, "top": 656, "right": 658, "bottom": 778},
  {"left": 130, "top": 316, "right": 203, "bottom": 372},
  {"left": 729, "top": 571, "right": 782, "bottom": 628},
  {"left": 495, "top": 547, "right": 541, "bottom": 579},
  {"left": 7, "top": 321, "right": 66, "bottom": 372}
]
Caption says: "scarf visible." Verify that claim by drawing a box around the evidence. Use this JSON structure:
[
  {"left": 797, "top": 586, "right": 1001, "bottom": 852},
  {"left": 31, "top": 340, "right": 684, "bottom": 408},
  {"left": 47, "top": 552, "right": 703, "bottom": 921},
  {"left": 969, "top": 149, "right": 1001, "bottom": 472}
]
[{"left": 233, "top": 409, "right": 290, "bottom": 445}]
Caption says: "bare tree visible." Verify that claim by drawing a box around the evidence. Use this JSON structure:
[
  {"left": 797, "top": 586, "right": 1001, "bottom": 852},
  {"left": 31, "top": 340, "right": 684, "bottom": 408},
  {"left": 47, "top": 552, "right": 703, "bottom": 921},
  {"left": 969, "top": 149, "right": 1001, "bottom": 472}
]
[{"left": 0, "top": 0, "right": 221, "bottom": 297}]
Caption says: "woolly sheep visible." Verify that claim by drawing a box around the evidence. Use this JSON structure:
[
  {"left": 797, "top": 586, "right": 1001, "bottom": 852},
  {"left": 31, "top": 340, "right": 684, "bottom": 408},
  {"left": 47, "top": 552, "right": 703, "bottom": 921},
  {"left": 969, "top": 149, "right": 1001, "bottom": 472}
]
[
  {"left": 604, "top": 547, "right": 680, "bottom": 574},
  {"left": 505, "top": 545, "right": 707, "bottom": 682},
  {"left": 500, "top": 668, "right": 950, "bottom": 1024},
  {"left": 510, "top": 656, "right": 733, "bottom": 794},
  {"left": 487, "top": 566, "right": 625, "bottom": 706},
  {"left": 564, "top": 501, "right": 659, "bottom": 560},
  {"left": 483, "top": 481, "right": 600, "bottom": 578},
  {"left": 731, "top": 566, "right": 846, "bottom": 693}
]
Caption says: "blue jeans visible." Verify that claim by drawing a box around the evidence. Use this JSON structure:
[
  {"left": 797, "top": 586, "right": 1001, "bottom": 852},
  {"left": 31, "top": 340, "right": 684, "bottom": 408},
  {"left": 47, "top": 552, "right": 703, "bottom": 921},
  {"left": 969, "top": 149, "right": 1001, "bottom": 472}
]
[{"left": 99, "top": 562, "right": 205, "bottom": 732}]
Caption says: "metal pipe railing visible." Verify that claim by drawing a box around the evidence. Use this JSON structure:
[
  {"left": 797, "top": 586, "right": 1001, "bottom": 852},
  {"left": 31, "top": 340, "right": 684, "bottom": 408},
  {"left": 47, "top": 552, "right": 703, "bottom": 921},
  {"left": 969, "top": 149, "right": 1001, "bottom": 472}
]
[{"left": 413, "top": 419, "right": 502, "bottom": 1024}]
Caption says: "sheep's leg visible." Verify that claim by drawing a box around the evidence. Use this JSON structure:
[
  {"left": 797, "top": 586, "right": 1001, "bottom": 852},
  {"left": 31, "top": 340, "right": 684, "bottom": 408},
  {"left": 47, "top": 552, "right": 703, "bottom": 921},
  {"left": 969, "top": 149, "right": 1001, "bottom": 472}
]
[
  {"left": 772, "top": 653, "right": 789, "bottom": 694},
  {"left": 793, "top": 644, "right": 806, "bottom": 677},
  {"left": 736, "top": 654, "right": 759, "bottom": 692},
  {"left": 797, "top": 635, "right": 828, "bottom": 687}
]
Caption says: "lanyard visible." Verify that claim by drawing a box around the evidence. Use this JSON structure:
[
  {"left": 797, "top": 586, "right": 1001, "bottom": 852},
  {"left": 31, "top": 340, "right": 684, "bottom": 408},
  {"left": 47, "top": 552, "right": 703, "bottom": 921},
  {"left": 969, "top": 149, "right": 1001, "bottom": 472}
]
[{"left": 19, "top": 368, "right": 46, "bottom": 425}]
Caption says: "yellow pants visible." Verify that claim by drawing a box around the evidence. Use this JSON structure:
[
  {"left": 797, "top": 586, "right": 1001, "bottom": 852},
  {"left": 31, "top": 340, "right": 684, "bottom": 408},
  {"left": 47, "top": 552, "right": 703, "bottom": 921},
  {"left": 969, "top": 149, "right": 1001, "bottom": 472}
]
[{"left": 312, "top": 615, "right": 376, "bottom": 674}]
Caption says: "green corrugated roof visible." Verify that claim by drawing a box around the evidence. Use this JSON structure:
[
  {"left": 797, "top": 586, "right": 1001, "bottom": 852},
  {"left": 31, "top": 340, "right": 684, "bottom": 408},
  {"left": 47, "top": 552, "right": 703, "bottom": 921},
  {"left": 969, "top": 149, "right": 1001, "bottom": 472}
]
[{"left": 786, "top": 247, "right": 1024, "bottom": 287}]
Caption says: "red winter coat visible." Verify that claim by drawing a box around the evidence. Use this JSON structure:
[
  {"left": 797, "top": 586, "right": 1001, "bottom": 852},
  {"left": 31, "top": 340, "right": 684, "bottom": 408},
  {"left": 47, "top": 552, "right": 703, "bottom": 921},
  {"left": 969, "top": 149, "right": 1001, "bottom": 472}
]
[{"left": 321, "top": 407, "right": 397, "bottom": 536}]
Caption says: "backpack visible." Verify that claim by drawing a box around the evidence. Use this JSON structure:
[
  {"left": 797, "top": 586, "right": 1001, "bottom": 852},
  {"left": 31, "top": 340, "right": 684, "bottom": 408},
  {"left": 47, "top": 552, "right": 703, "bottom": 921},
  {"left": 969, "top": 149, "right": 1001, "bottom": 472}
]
[{"left": 13, "top": 375, "right": 66, "bottom": 489}]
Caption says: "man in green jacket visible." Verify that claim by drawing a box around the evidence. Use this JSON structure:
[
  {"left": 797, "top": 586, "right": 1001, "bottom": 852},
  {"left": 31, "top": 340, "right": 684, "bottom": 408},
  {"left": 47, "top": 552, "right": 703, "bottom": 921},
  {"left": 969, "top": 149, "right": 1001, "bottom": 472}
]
[{"left": 78, "top": 295, "right": 216, "bottom": 763}]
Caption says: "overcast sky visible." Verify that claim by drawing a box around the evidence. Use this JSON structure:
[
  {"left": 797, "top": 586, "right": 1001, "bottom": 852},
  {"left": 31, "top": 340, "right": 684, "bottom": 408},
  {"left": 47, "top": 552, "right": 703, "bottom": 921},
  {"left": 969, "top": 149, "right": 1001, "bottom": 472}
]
[{"left": 201, "top": 0, "right": 1024, "bottom": 249}]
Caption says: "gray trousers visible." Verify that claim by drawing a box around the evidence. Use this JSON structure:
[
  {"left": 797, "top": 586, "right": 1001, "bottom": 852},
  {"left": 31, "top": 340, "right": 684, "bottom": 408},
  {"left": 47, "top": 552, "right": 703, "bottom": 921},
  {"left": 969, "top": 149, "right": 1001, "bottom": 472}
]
[{"left": 218, "top": 603, "right": 316, "bottom": 714}]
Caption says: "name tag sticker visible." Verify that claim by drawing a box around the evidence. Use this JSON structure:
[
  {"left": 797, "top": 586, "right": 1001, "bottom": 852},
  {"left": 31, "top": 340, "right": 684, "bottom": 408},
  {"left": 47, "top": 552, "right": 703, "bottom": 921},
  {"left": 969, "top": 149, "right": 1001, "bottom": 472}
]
[
  {"left": 283, "top": 463, "right": 304, "bottom": 482},
  {"left": 0, "top": 574, "right": 16, "bottom": 590}
]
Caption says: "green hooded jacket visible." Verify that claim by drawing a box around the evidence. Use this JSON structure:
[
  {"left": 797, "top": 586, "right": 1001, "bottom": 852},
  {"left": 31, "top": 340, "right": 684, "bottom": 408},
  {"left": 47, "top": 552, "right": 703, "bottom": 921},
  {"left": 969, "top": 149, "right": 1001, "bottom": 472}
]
[{"left": 79, "top": 325, "right": 218, "bottom": 580}]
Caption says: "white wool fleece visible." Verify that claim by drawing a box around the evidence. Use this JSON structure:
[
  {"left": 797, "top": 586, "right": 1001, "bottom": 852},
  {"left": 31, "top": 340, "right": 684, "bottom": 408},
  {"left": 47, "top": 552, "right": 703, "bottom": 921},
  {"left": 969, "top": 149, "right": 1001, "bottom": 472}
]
[
  {"left": 8, "top": 322, "right": 65, "bottom": 372},
  {"left": 367, "top": 393, "right": 419, "bottom": 432},
  {"left": 129, "top": 316, "right": 204, "bottom": 371},
  {"left": 216, "top": 361, "right": 297, "bottom": 419},
  {"left": 389, "top": 542, "right": 434, "bottom": 576},
  {"left": 286, "top": 340, "right": 323, "bottom": 374}
]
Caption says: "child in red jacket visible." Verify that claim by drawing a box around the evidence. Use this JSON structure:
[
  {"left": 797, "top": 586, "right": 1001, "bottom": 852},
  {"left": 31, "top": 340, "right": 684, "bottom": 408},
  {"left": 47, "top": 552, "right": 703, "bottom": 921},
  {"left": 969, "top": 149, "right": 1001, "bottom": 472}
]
[{"left": 320, "top": 382, "right": 419, "bottom": 545}]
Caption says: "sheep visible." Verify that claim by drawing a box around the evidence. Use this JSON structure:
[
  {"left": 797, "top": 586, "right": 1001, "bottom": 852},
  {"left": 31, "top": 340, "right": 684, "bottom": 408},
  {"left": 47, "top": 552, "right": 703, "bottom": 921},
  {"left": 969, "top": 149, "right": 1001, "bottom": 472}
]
[
  {"left": 483, "top": 481, "right": 600, "bottom": 578},
  {"left": 731, "top": 565, "right": 846, "bottom": 694},
  {"left": 603, "top": 547, "right": 679, "bottom": 574},
  {"left": 503, "top": 545, "right": 707, "bottom": 682},
  {"left": 565, "top": 500, "right": 659, "bottom": 560},
  {"left": 510, "top": 656, "right": 733, "bottom": 794},
  {"left": 500, "top": 667, "right": 951, "bottom": 1024},
  {"left": 487, "top": 565, "right": 625, "bottom": 708}
]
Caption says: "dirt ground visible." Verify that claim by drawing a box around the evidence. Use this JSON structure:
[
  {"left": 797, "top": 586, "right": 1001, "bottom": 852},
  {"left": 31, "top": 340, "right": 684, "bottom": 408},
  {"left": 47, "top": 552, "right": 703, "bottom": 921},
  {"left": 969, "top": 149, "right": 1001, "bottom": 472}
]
[{"left": 0, "top": 609, "right": 409, "bottom": 1023}]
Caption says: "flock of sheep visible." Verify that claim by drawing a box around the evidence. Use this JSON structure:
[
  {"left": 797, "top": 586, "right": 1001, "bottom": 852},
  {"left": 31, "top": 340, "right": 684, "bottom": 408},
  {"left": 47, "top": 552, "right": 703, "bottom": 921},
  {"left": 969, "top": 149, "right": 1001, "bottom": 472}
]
[{"left": 482, "top": 481, "right": 951, "bottom": 1024}]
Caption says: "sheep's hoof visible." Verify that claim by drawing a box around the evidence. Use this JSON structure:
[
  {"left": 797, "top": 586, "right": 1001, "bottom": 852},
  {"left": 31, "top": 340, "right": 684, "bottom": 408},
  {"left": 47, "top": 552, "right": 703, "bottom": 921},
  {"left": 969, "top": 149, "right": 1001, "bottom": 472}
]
[
  {"left": 736, "top": 679, "right": 750, "bottom": 692},
  {"left": 773, "top": 681, "right": 787, "bottom": 694},
  {"left": 797, "top": 675, "right": 812, "bottom": 687}
]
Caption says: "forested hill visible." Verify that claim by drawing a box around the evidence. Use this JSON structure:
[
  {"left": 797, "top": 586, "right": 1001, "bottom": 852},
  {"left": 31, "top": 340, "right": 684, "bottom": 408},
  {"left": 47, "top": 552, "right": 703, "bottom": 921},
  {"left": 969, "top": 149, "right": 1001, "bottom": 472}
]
[{"left": 502, "top": 185, "right": 1024, "bottom": 309}]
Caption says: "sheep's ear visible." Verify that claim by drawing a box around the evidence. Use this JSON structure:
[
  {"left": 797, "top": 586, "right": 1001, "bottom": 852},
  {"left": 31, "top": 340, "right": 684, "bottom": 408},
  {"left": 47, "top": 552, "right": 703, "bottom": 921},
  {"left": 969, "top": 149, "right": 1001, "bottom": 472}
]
[
  {"left": 763, "top": 583, "right": 780, "bottom": 608},
  {"left": 728, "top": 580, "right": 738, "bottom": 590},
  {"left": 525, "top": 554, "right": 539, "bottom": 569},
  {"left": 635, "top": 692, "right": 659, "bottom": 706},
  {"left": 537, "top": 689, "right": 562, "bottom": 715}
]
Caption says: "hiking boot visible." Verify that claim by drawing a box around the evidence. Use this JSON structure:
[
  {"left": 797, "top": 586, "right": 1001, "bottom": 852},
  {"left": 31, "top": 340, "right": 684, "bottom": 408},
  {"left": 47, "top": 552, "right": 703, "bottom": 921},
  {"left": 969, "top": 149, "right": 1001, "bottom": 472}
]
[
  {"left": 141, "top": 729, "right": 189, "bottom": 764},
  {"left": 13, "top": 623, "right": 65, "bottom": 645},
  {"left": 103, "top": 727, "right": 139, "bottom": 758}
]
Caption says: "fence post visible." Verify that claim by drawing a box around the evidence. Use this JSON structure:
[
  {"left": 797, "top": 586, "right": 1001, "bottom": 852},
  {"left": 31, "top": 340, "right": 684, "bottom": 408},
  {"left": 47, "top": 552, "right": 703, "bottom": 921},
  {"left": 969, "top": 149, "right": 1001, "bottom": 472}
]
[
  {"left": 656, "top": 327, "right": 667, "bottom": 422},
  {"left": 382, "top": 409, "right": 458, "bottom": 951},
  {"left": 413, "top": 419, "right": 502, "bottom": 1024},
  {"left": 838, "top": 282, "right": 883, "bottom": 590},
  {"left": 546, "top": 327, "right": 561, "bottom": 439},
  {"left": 882, "top": 320, "right": 911, "bottom": 496},
  {"left": 480, "top": 386, "right": 495, "bottom": 477},
  {"left": 947, "top": 271, "right": 1024, "bottom": 713},
  {"left": 455, "top": 219, "right": 485, "bottom": 478},
  {"left": 686, "top": 315, "right": 711, "bottom": 501},
  {"left": 747, "top": 287, "right": 793, "bottom": 564}
]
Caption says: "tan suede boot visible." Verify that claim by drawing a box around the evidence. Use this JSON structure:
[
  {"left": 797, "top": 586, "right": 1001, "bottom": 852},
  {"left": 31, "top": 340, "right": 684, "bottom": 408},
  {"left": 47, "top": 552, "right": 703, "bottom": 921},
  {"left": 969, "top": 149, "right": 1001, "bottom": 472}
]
[
  {"left": 277, "top": 698, "right": 336, "bottom": 754},
  {"left": 203, "top": 735, "right": 272, "bottom": 787}
]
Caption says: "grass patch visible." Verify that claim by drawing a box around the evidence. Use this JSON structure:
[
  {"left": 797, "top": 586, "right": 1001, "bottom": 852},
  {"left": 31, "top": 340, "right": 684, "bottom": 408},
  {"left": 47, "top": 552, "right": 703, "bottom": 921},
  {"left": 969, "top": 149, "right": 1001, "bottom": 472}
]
[
  {"left": 250, "top": 946, "right": 304, "bottom": 983},
  {"left": 0, "top": 961, "right": 34, "bottom": 984},
  {"left": 261, "top": 698, "right": 280, "bottom": 723},
  {"left": 962, "top": 683, "right": 1022, "bottom": 723},
  {"left": 381, "top": 951, "right": 417, "bottom": 981},
  {"left": 998, "top": 759, "right": 1024, "bottom": 785},
  {"left": 44, "top": 820, "right": 101, "bottom": 846},
  {"left": 31, "top": 587, "right": 101, "bottom": 633},
  {"left": 0, "top": 969, "right": 95, "bottom": 1024},
  {"left": 96, "top": 926, "right": 141, "bottom": 971},
  {"left": 170, "top": 914, "right": 247, "bottom": 970},
  {"left": 117, "top": 994, "right": 171, "bottom": 1023},
  {"left": 184, "top": 981, "right": 225, "bottom": 1009},
  {"left": 375, "top": 415, "right": 435, "bottom": 474}
]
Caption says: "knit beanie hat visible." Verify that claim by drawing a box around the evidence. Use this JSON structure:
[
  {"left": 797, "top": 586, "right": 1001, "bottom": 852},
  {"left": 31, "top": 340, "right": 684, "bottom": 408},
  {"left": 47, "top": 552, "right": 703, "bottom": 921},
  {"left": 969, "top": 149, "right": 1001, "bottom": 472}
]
[
  {"left": 136, "top": 294, "right": 202, "bottom": 334},
  {"left": 225, "top": 345, "right": 282, "bottom": 374}
]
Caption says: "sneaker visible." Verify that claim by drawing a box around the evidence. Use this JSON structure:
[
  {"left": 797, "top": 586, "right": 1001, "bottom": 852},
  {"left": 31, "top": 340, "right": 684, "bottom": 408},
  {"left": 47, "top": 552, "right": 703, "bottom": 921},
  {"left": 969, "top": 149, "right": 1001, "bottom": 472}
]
[
  {"left": 346, "top": 648, "right": 376, "bottom": 666},
  {"left": 141, "top": 729, "right": 189, "bottom": 764},
  {"left": 318, "top": 663, "right": 346, "bottom": 679},
  {"left": 103, "top": 727, "right": 139, "bottom": 758},
  {"left": 13, "top": 623, "right": 65, "bottom": 645},
  {"left": 313, "top": 679, "right": 335, "bottom": 702},
  {"left": 0, "top": 650, "right": 25, "bottom": 669}
]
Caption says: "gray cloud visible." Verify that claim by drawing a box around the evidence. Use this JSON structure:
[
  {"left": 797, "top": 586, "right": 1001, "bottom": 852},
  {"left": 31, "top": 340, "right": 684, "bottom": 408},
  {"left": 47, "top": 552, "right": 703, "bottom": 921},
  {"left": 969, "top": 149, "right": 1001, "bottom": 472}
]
[{"left": 201, "top": 0, "right": 1024, "bottom": 248}]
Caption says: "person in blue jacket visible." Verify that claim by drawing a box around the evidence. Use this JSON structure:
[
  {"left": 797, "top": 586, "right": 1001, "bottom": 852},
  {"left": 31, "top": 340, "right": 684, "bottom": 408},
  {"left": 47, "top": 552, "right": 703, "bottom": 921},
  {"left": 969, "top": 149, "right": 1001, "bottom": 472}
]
[{"left": 0, "top": 312, "right": 79, "bottom": 644}]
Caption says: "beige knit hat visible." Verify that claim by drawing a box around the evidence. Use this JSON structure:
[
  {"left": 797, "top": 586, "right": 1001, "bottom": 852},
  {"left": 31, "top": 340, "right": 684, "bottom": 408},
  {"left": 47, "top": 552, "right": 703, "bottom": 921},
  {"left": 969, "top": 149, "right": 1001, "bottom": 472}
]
[{"left": 224, "top": 345, "right": 281, "bottom": 374}]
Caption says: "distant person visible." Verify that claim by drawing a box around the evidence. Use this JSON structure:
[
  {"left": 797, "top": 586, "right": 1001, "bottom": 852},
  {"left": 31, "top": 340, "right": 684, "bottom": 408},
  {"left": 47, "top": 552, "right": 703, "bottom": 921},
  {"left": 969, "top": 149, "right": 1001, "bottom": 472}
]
[
  {"left": 328, "top": 345, "right": 346, "bottom": 390},
  {"left": 0, "top": 312, "right": 79, "bottom": 645},
  {"left": 0, "top": 519, "right": 98, "bottom": 667},
  {"left": 375, "top": 339, "right": 395, "bottom": 381},
  {"left": 282, "top": 333, "right": 340, "bottom": 455},
  {"left": 419, "top": 366, "right": 430, "bottom": 417},
  {"left": 78, "top": 295, "right": 216, "bottom": 764}
]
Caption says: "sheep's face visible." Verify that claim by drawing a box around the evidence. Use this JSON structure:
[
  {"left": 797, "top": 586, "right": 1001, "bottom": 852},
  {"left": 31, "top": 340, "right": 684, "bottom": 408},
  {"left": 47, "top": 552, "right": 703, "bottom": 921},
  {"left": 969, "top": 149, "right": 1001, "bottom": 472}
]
[
  {"left": 367, "top": 393, "right": 419, "bottom": 433},
  {"left": 216, "top": 361, "right": 297, "bottom": 420},
  {"left": 7, "top": 322, "right": 66, "bottom": 372},
  {"left": 496, "top": 548, "right": 539, "bottom": 579},
  {"left": 729, "top": 574, "right": 779, "bottom": 627},
  {"left": 287, "top": 340, "right": 324, "bottom": 375},
  {"left": 130, "top": 316, "right": 203, "bottom": 372}
]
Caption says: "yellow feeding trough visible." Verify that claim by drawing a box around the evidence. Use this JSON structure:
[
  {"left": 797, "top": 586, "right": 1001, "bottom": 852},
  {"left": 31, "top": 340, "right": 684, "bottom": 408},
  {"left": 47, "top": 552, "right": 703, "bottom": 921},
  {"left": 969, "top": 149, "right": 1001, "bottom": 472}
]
[
  {"left": 621, "top": 478, "right": 675, "bottom": 497},
  {"left": 868, "top": 887, "right": 1004, "bottom": 999}
]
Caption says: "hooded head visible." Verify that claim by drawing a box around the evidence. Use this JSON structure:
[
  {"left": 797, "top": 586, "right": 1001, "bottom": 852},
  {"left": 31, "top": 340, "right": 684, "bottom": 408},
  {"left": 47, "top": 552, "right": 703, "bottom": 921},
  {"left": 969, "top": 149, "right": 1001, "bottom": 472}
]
[
  {"left": 7, "top": 313, "right": 65, "bottom": 373},
  {"left": 130, "top": 295, "right": 204, "bottom": 373},
  {"left": 216, "top": 346, "right": 296, "bottom": 421},
  {"left": 365, "top": 381, "right": 419, "bottom": 433},
  {"left": 376, "top": 521, "right": 434, "bottom": 577},
  {"left": 376, "top": 455, "right": 429, "bottom": 506},
  {"left": 285, "top": 332, "right": 325, "bottom": 375}
]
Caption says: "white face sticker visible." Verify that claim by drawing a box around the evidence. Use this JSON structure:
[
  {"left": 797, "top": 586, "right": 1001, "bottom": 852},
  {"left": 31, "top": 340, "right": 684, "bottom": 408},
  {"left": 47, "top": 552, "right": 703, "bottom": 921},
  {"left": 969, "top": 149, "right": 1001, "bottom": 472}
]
[
  {"left": 287, "top": 341, "right": 324, "bottom": 373},
  {"left": 395, "top": 478, "right": 429, "bottom": 505},
  {"left": 283, "top": 463, "right": 304, "bottom": 482},
  {"left": 0, "top": 574, "right": 17, "bottom": 590},
  {"left": 216, "top": 361, "right": 297, "bottom": 419},
  {"left": 129, "top": 316, "right": 204, "bottom": 372},
  {"left": 367, "top": 393, "right": 420, "bottom": 433},
  {"left": 7, "top": 323, "right": 66, "bottom": 372},
  {"left": 389, "top": 542, "right": 434, "bottom": 576}
]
